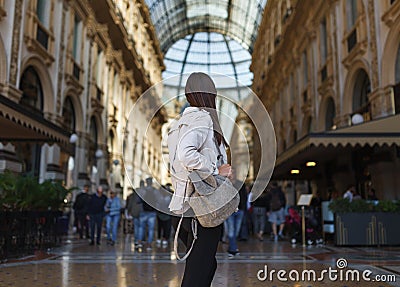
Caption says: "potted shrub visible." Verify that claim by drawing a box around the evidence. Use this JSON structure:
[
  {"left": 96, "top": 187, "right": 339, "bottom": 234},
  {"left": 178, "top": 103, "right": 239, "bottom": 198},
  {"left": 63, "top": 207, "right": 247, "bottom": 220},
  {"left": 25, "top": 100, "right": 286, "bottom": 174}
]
[
  {"left": 329, "top": 198, "right": 400, "bottom": 246},
  {"left": 0, "top": 171, "right": 74, "bottom": 260}
]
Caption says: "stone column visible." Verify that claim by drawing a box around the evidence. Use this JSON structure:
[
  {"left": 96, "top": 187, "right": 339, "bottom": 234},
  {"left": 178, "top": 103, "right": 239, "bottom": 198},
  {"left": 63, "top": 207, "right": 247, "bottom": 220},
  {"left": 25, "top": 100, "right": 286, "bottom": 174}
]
[
  {"left": 43, "top": 144, "right": 64, "bottom": 181},
  {"left": 0, "top": 143, "right": 22, "bottom": 173}
]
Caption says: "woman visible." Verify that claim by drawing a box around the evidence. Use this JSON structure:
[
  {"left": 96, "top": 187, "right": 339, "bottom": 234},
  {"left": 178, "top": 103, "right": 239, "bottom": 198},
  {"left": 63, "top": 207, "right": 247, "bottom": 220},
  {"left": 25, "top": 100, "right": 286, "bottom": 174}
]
[{"left": 168, "top": 72, "right": 232, "bottom": 287}]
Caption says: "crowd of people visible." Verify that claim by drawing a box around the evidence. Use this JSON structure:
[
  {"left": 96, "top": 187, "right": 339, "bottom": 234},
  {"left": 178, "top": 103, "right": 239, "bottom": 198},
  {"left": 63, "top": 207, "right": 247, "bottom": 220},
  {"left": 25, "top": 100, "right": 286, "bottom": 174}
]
[
  {"left": 72, "top": 175, "right": 304, "bottom": 254},
  {"left": 72, "top": 176, "right": 378, "bottom": 253}
]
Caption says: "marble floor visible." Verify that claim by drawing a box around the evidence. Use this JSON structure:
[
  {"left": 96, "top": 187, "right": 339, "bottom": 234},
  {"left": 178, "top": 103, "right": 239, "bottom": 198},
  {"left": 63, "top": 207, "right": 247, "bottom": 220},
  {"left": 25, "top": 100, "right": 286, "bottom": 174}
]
[{"left": 1, "top": 234, "right": 399, "bottom": 287}]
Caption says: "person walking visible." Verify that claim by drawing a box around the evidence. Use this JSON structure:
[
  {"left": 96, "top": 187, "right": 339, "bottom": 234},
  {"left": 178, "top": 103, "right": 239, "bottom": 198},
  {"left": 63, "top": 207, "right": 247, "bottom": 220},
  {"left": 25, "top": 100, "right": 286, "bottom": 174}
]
[
  {"left": 267, "top": 182, "right": 286, "bottom": 242},
  {"left": 105, "top": 190, "right": 121, "bottom": 246},
  {"left": 168, "top": 72, "right": 232, "bottom": 287},
  {"left": 138, "top": 177, "right": 158, "bottom": 250},
  {"left": 88, "top": 185, "right": 107, "bottom": 245},
  {"left": 252, "top": 189, "right": 269, "bottom": 241},
  {"left": 125, "top": 187, "right": 143, "bottom": 247},
  {"left": 226, "top": 172, "right": 247, "bottom": 257},
  {"left": 156, "top": 184, "right": 172, "bottom": 247},
  {"left": 73, "top": 184, "right": 90, "bottom": 239}
]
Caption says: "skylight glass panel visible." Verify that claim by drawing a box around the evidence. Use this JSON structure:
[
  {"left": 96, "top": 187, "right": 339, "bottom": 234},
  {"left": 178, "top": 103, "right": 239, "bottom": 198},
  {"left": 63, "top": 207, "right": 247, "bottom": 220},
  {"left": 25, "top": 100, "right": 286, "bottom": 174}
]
[{"left": 187, "top": 3, "right": 228, "bottom": 19}]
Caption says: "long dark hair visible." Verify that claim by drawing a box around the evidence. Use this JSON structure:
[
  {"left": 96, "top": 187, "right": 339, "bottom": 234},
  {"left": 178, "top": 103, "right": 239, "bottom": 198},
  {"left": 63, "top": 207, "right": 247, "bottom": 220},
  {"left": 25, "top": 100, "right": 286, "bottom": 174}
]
[{"left": 185, "top": 72, "right": 228, "bottom": 147}]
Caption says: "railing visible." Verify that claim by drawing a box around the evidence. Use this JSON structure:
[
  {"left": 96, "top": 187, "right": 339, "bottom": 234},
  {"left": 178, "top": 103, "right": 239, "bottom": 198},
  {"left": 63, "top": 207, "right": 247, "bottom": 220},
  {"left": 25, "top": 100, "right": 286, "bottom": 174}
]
[{"left": 0, "top": 211, "right": 65, "bottom": 261}]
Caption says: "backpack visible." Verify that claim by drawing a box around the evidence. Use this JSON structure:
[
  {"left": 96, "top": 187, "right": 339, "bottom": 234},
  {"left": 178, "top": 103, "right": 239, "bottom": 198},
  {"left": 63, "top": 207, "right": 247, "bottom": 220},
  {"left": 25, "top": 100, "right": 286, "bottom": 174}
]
[{"left": 270, "top": 191, "right": 282, "bottom": 211}]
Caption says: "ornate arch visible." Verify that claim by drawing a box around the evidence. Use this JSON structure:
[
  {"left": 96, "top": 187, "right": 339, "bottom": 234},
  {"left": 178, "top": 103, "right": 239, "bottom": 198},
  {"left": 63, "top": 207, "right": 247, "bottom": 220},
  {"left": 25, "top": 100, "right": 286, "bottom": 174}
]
[
  {"left": 342, "top": 59, "right": 370, "bottom": 115},
  {"left": 20, "top": 55, "right": 54, "bottom": 115},
  {"left": 62, "top": 88, "right": 84, "bottom": 133},
  {"left": 319, "top": 97, "right": 336, "bottom": 131},
  {"left": 381, "top": 15, "right": 400, "bottom": 87},
  {"left": 89, "top": 114, "right": 104, "bottom": 145}
]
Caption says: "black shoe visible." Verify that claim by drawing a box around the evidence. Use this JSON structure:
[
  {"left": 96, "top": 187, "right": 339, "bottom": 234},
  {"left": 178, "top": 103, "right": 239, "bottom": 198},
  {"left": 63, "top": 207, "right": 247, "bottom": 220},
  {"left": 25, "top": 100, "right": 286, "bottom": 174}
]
[
  {"left": 110, "top": 241, "right": 115, "bottom": 246},
  {"left": 96, "top": 241, "right": 101, "bottom": 245},
  {"left": 89, "top": 241, "right": 94, "bottom": 246}
]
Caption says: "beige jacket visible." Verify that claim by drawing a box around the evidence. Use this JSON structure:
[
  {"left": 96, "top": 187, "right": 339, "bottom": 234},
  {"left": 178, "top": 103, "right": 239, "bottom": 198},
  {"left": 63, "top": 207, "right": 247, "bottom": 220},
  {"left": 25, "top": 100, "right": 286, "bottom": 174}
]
[{"left": 167, "top": 107, "right": 227, "bottom": 214}]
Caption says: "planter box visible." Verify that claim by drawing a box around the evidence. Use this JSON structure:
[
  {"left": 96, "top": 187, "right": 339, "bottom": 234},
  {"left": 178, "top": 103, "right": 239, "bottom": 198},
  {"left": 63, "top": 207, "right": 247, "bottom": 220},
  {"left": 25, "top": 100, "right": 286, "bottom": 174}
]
[{"left": 335, "top": 212, "right": 400, "bottom": 246}]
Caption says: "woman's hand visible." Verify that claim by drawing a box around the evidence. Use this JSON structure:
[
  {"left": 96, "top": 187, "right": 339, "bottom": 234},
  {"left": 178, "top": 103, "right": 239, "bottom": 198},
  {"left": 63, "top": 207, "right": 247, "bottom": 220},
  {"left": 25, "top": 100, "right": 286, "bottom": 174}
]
[{"left": 218, "top": 164, "right": 232, "bottom": 177}]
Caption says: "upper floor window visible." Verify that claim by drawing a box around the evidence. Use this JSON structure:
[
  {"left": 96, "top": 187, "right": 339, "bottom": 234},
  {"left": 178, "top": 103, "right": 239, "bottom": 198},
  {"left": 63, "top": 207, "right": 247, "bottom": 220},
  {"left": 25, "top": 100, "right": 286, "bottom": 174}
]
[
  {"left": 19, "top": 66, "right": 43, "bottom": 113},
  {"left": 62, "top": 97, "right": 76, "bottom": 132},
  {"left": 320, "top": 18, "right": 328, "bottom": 65},
  {"left": 302, "top": 51, "right": 308, "bottom": 87},
  {"left": 325, "top": 97, "right": 336, "bottom": 130},
  {"left": 36, "top": 0, "right": 49, "bottom": 27},
  {"left": 346, "top": 0, "right": 358, "bottom": 30},
  {"left": 73, "top": 15, "right": 82, "bottom": 62}
]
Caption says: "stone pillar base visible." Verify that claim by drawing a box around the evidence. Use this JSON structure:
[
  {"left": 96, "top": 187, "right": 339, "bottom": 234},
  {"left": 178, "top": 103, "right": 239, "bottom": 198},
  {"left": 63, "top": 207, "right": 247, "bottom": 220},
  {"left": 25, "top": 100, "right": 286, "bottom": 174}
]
[
  {"left": 0, "top": 149, "right": 22, "bottom": 173},
  {"left": 45, "top": 164, "right": 65, "bottom": 181},
  {"left": 77, "top": 172, "right": 90, "bottom": 190}
]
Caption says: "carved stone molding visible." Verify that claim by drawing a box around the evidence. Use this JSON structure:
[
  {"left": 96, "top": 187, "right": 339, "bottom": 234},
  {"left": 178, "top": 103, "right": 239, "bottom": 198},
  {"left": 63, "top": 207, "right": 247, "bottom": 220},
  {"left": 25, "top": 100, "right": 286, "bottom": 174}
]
[
  {"left": 369, "top": 87, "right": 396, "bottom": 119},
  {"left": 9, "top": 0, "right": 23, "bottom": 85},
  {"left": 0, "top": 0, "right": 7, "bottom": 21},
  {"left": 382, "top": 0, "right": 400, "bottom": 27}
]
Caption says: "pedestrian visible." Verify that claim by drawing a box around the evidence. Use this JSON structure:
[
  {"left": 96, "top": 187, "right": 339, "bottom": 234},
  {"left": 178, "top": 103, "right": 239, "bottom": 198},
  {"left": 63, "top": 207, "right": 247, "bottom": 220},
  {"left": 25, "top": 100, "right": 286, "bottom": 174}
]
[
  {"left": 267, "top": 182, "right": 286, "bottom": 242},
  {"left": 73, "top": 184, "right": 90, "bottom": 239},
  {"left": 226, "top": 171, "right": 247, "bottom": 257},
  {"left": 156, "top": 184, "right": 172, "bottom": 247},
  {"left": 168, "top": 72, "right": 232, "bottom": 287},
  {"left": 252, "top": 188, "right": 269, "bottom": 241},
  {"left": 88, "top": 185, "right": 107, "bottom": 245},
  {"left": 138, "top": 178, "right": 157, "bottom": 250},
  {"left": 343, "top": 185, "right": 355, "bottom": 202},
  {"left": 105, "top": 190, "right": 121, "bottom": 246},
  {"left": 126, "top": 187, "right": 143, "bottom": 247}
]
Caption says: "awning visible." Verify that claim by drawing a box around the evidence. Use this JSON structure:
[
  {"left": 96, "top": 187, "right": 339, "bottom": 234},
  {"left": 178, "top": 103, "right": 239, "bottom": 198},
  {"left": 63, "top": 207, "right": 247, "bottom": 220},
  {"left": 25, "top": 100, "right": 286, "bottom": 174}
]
[
  {"left": 0, "top": 95, "right": 71, "bottom": 151},
  {"left": 274, "top": 114, "right": 400, "bottom": 179}
]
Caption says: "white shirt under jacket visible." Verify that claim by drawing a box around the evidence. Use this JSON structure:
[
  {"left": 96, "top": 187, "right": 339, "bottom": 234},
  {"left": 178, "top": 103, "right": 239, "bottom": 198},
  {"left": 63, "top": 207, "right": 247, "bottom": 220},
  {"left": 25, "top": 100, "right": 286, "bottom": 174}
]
[{"left": 167, "top": 107, "right": 227, "bottom": 214}]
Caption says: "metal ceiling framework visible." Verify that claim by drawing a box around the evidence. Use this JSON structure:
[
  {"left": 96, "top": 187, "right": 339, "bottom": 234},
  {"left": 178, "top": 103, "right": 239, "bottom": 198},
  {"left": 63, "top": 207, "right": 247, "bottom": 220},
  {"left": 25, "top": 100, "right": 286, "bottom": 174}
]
[{"left": 144, "top": 0, "right": 267, "bottom": 54}]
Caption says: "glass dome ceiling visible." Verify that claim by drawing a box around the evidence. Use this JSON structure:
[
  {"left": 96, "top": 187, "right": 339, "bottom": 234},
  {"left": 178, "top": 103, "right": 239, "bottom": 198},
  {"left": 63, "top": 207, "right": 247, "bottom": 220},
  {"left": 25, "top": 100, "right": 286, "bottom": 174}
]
[
  {"left": 162, "top": 32, "right": 253, "bottom": 89},
  {"left": 144, "top": 0, "right": 268, "bottom": 54}
]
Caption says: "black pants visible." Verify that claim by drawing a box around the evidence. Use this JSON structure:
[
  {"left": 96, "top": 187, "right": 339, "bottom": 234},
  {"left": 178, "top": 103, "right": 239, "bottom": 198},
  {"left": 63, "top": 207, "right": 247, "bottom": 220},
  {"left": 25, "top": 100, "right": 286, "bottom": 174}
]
[
  {"left": 157, "top": 217, "right": 172, "bottom": 240},
  {"left": 90, "top": 213, "right": 103, "bottom": 243},
  {"left": 75, "top": 212, "right": 89, "bottom": 238},
  {"left": 172, "top": 216, "right": 222, "bottom": 287}
]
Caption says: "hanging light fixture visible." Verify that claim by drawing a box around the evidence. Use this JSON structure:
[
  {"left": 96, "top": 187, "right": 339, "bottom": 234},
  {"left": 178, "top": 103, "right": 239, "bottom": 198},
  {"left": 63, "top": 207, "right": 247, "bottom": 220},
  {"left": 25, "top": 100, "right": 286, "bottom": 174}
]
[{"left": 95, "top": 149, "right": 103, "bottom": 158}]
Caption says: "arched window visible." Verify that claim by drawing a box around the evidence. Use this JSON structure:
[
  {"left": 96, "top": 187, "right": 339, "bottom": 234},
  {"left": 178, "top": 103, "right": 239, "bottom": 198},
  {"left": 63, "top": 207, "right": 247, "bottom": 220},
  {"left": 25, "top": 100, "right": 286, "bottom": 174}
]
[
  {"left": 325, "top": 97, "right": 336, "bottom": 130},
  {"left": 395, "top": 43, "right": 400, "bottom": 84},
  {"left": 90, "top": 117, "right": 98, "bottom": 148},
  {"left": 352, "top": 69, "right": 371, "bottom": 119},
  {"left": 62, "top": 97, "right": 75, "bottom": 132},
  {"left": 19, "top": 66, "right": 43, "bottom": 113}
]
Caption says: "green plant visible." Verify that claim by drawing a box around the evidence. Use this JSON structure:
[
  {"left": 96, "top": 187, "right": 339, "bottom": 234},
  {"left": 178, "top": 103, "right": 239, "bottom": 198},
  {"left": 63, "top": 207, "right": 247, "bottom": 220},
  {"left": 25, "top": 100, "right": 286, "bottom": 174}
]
[
  {"left": 0, "top": 171, "right": 74, "bottom": 211},
  {"left": 375, "top": 200, "right": 399, "bottom": 212},
  {"left": 328, "top": 198, "right": 400, "bottom": 213}
]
